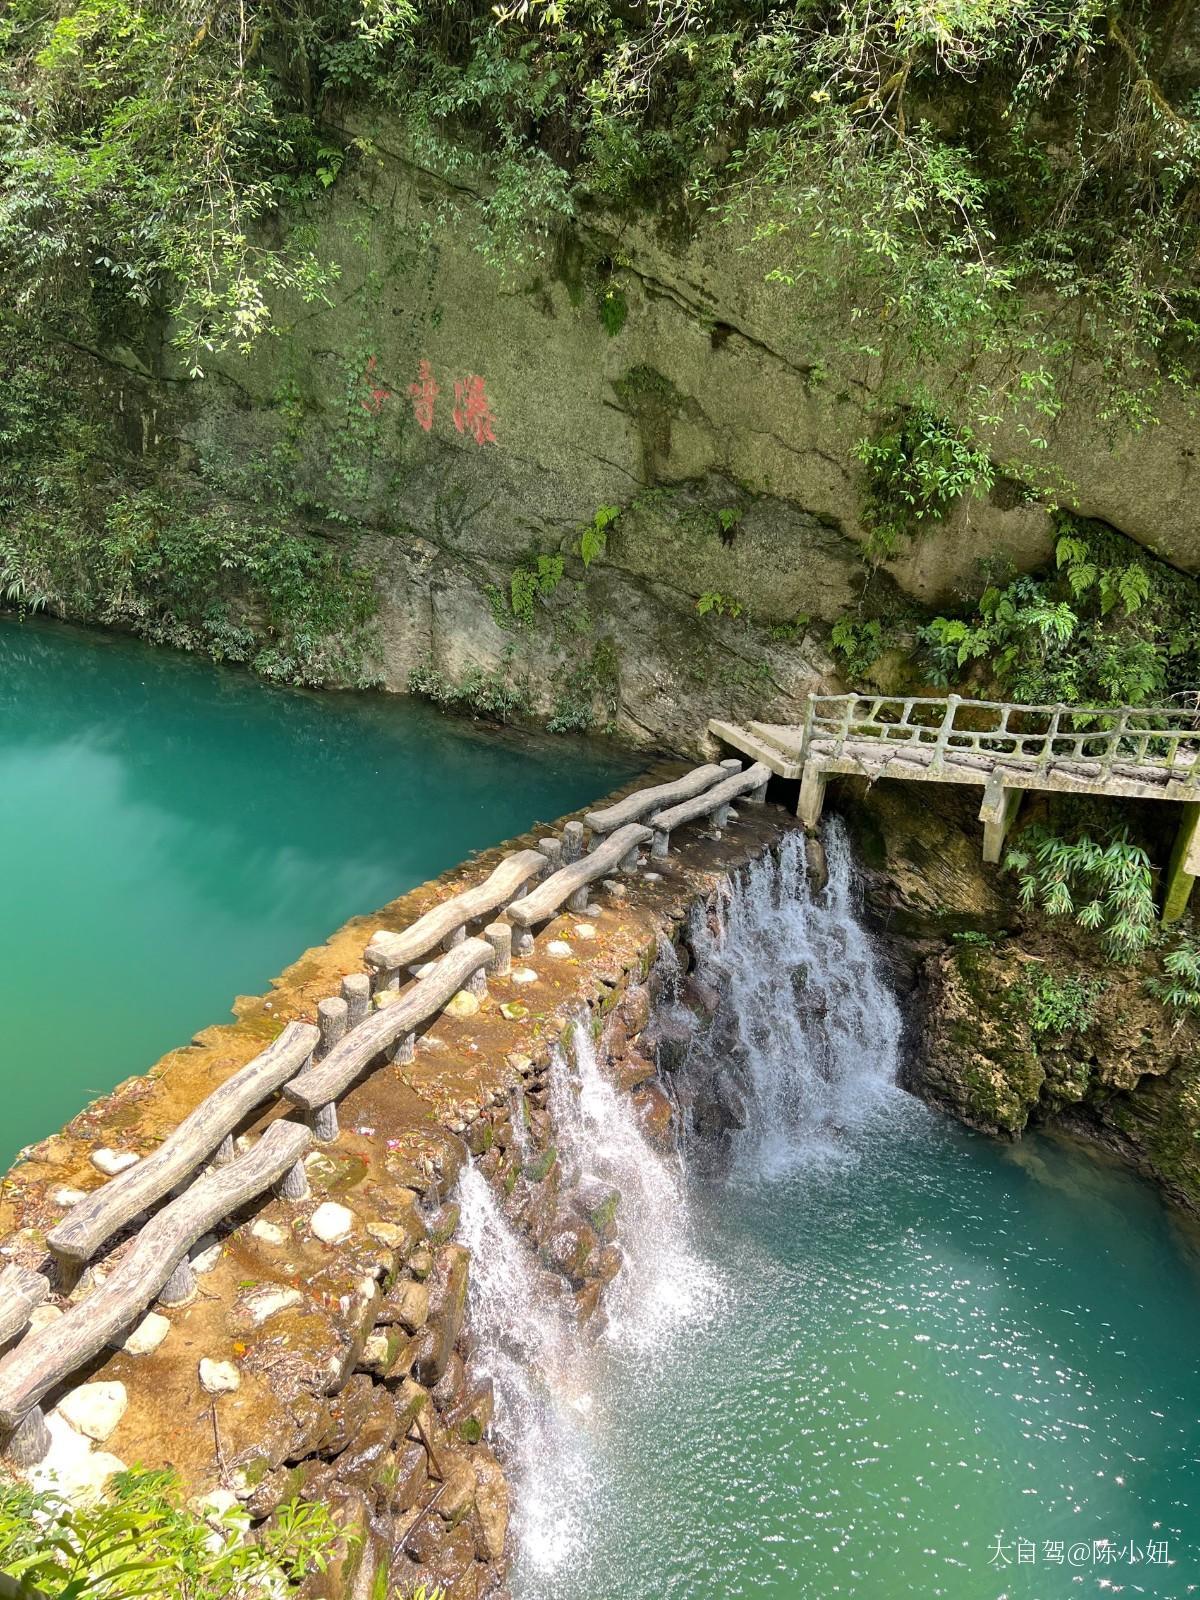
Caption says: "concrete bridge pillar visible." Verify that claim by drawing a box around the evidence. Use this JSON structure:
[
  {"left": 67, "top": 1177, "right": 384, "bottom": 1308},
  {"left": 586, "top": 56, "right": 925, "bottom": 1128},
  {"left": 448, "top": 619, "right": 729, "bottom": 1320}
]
[{"left": 1164, "top": 802, "right": 1200, "bottom": 924}]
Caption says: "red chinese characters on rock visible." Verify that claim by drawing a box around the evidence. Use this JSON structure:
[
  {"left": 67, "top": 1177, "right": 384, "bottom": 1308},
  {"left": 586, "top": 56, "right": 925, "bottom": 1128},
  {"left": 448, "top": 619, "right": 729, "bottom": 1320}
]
[
  {"left": 407, "top": 359, "right": 439, "bottom": 433},
  {"left": 405, "top": 360, "right": 497, "bottom": 444},
  {"left": 361, "top": 355, "right": 391, "bottom": 416},
  {"left": 452, "top": 375, "right": 498, "bottom": 446}
]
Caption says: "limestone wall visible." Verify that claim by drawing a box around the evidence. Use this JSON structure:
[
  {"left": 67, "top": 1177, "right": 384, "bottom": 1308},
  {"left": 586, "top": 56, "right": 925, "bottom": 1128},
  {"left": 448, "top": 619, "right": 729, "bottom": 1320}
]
[{"left": 106, "top": 124, "right": 1196, "bottom": 752}]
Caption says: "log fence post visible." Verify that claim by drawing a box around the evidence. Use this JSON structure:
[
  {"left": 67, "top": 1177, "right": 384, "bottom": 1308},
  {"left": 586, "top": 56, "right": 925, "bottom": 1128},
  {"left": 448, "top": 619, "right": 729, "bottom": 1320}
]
[
  {"left": 341, "top": 974, "right": 370, "bottom": 1029},
  {"left": 158, "top": 1255, "right": 197, "bottom": 1308},
  {"left": 4, "top": 1406, "right": 50, "bottom": 1468},
  {"left": 562, "top": 821, "right": 585, "bottom": 863},
  {"left": 278, "top": 1159, "right": 310, "bottom": 1201},
  {"left": 312, "top": 997, "right": 349, "bottom": 1142},
  {"left": 484, "top": 923, "right": 511, "bottom": 977}
]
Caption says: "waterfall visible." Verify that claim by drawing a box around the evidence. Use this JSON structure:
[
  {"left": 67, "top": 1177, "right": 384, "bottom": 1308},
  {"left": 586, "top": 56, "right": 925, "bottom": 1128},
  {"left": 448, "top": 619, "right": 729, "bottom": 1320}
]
[
  {"left": 457, "top": 1164, "right": 594, "bottom": 1571},
  {"left": 457, "top": 1026, "right": 710, "bottom": 1587},
  {"left": 549, "top": 1025, "right": 710, "bottom": 1348},
  {"left": 687, "top": 819, "right": 903, "bottom": 1179},
  {"left": 462, "top": 820, "right": 903, "bottom": 1592}
]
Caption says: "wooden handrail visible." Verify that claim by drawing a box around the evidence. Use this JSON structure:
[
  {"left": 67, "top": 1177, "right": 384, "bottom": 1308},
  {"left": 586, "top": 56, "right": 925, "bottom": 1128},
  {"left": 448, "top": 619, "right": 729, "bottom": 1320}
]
[
  {"left": 364, "top": 850, "right": 547, "bottom": 978},
  {"left": 0, "top": 1268, "right": 49, "bottom": 1350},
  {"left": 808, "top": 691, "right": 1200, "bottom": 723},
  {"left": 283, "top": 940, "right": 494, "bottom": 1113},
  {"left": 46, "top": 1021, "right": 319, "bottom": 1274},
  {"left": 0, "top": 1119, "right": 314, "bottom": 1434},
  {"left": 650, "top": 762, "right": 770, "bottom": 855},
  {"left": 584, "top": 765, "right": 727, "bottom": 836},
  {"left": 506, "top": 824, "right": 652, "bottom": 934},
  {"left": 802, "top": 691, "right": 1200, "bottom": 784}
]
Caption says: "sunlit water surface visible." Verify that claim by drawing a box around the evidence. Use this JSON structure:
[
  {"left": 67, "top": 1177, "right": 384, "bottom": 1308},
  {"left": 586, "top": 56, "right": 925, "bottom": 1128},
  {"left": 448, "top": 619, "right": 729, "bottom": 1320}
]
[
  {"left": 497, "top": 831, "right": 1200, "bottom": 1600},
  {"left": 0, "top": 615, "right": 636, "bottom": 1165}
]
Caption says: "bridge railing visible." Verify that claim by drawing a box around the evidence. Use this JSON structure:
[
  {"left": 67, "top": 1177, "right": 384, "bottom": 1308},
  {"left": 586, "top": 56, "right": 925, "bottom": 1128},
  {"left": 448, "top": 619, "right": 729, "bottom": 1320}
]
[{"left": 800, "top": 693, "right": 1200, "bottom": 784}]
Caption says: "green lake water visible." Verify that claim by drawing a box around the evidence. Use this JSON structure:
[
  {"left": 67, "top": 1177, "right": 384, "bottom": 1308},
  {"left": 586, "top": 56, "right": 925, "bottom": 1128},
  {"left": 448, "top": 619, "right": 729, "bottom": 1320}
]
[
  {"left": 502, "top": 831, "right": 1200, "bottom": 1600},
  {"left": 6, "top": 615, "right": 1199, "bottom": 1600},
  {"left": 0, "top": 614, "right": 637, "bottom": 1167},
  {"left": 551, "top": 1106, "right": 1200, "bottom": 1599}
]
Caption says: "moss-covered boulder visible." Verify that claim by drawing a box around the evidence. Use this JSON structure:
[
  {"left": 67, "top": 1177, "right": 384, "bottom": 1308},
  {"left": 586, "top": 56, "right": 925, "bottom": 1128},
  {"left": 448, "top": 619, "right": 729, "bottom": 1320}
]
[{"left": 915, "top": 942, "right": 1043, "bottom": 1136}]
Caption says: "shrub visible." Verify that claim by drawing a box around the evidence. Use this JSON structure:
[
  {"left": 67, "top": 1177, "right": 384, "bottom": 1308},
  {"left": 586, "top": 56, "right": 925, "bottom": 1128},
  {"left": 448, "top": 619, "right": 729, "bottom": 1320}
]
[
  {"left": 1003, "top": 825, "right": 1157, "bottom": 962},
  {"left": 855, "top": 408, "right": 993, "bottom": 560},
  {"left": 1020, "top": 970, "right": 1103, "bottom": 1037},
  {"left": 1146, "top": 930, "right": 1200, "bottom": 1017},
  {"left": 0, "top": 1468, "right": 336, "bottom": 1598},
  {"left": 920, "top": 519, "right": 1200, "bottom": 706},
  {"left": 408, "top": 656, "right": 531, "bottom": 723}
]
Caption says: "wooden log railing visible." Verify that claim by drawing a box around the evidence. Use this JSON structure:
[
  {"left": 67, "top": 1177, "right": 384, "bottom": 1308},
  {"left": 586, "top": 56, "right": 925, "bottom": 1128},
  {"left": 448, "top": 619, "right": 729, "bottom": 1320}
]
[
  {"left": 46, "top": 1021, "right": 319, "bottom": 1282},
  {"left": 505, "top": 824, "right": 652, "bottom": 952},
  {"left": 363, "top": 850, "right": 548, "bottom": 985},
  {"left": 650, "top": 762, "right": 771, "bottom": 856},
  {"left": 0, "top": 1268, "right": 49, "bottom": 1352},
  {"left": 0, "top": 764, "right": 784, "bottom": 1468},
  {"left": 799, "top": 692, "right": 1200, "bottom": 783},
  {"left": 584, "top": 763, "right": 732, "bottom": 839},
  {"left": 284, "top": 940, "right": 496, "bottom": 1117},
  {"left": 0, "top": 1119, "right": 314, "bottom": 1464}
]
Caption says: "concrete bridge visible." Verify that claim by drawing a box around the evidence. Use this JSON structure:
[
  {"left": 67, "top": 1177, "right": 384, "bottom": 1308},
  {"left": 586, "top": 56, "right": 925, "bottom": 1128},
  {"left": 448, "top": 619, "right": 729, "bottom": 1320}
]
[{"left": 712, "top": 691, "right": 1200, "bottom": 921}]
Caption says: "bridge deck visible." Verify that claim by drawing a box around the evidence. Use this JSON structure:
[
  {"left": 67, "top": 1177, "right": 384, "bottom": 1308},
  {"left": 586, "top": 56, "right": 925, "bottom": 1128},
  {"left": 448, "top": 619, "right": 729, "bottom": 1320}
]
[{"left": 710, "top": 693, "right": 1200, "bottom": 922}]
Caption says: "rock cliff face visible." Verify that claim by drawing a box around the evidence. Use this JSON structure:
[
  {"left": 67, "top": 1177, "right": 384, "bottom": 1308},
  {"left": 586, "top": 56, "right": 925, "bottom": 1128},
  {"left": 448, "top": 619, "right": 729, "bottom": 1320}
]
[
  {"left": 113, "top": 123, "right": 1200, "bottom": 750},
  {"left": 839, "top": 782, "right": 1200, "bottom": 1214}
]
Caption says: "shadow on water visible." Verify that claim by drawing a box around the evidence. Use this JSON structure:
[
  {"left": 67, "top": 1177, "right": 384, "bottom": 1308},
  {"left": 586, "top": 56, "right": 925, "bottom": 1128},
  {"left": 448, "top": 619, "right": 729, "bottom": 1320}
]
[{"left": 0, "top": 614, "right": 640, "bottom": 1164}]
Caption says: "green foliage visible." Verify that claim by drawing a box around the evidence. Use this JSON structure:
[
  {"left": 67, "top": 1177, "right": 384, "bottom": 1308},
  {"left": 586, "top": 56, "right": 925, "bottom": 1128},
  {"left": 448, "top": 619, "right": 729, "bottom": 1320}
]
[
  {"left": 597, "top": 284, "right": 628, "bottom": 336},
  {"left": 579, "top": 505, "right": 620, "bottom": 570},
  {"left": 696, "top": 591, "right": 744, "bottom": 619},
  {"left": 408, "top": 654, "right": 531, "bottom": 723},
  {"left": 830, "top": 617, "right": 885, "bottom": 679},
  {"left": 0, "top": 1467, "right": 337, "bottom": 1598},
  {"left": 856, "top": 407, "right": 994, "bottom": 559},
  {"left": 921, "top": 518, "right": 1200, "bottom": 705},
  {"left": 768, "top": 612, "right": 810, "bottom": 643},
  {"left": 509, "top": 554, "right": 564, "bottom": 627},
  {"left": 1146, "top": 929, "right": 1200, "bottom": 1017},
  {"left": 547, "top": 637, "right": 621, "bottom": 733},
  {"left": 0, "top": 0, "right": 339, "bottom": 372},
  {"left": 5, "top": 0, "right": 1200, "bottom": 442},
  {"left": 1004, "top": 825, "right": 1157, "bottom": 962},
  {"left": 0, "top": 485, "right": 377, "bottom": 687},
  {"left": 1019, "top": 969, "right": 1104, "bottom": 1037}
]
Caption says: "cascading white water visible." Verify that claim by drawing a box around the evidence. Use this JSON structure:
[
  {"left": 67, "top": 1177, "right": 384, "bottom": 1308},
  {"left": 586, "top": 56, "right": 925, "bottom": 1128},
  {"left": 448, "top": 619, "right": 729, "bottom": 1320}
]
[
  {"left": 688, "top": 819, "right": 903, "bottom": 1181},
  {"left": 457, "top": 1164, "right": 595, "bottom": 1570},
  {"left": 463, "top": 821, "right": 905, "bottom": 1594},
  {"left": 456, "top": 1025, "right": 711, "bottom": 1588},
  {"left": 549, "top": 1024, "right": 709, "bottom": 1347}
]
